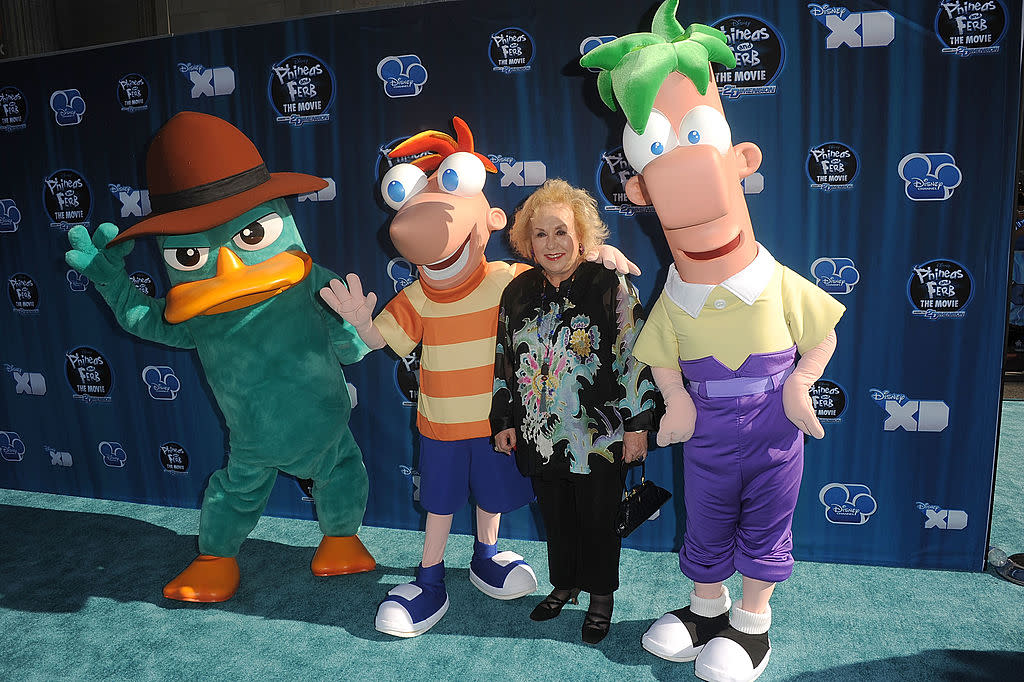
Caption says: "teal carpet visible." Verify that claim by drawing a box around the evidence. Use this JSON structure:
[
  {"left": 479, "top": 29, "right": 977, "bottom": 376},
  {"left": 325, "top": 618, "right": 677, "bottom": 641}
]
[{"left": 2, "top": 402, "right": 1022, "bottom": 681}]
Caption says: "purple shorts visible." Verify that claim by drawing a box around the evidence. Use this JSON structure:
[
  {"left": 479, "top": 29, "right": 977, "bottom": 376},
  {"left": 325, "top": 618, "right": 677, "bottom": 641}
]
[
  {"left": 418, "top": 436, "right": 535, "bottom": 515},
  {"left": 678, "top": 347, "right": 803, "bottom": 584}
]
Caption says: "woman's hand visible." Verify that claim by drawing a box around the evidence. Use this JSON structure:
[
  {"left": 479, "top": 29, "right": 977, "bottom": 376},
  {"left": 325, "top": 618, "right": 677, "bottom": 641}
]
[
  {"left": 623, "top": 431, "right": 648, "bottom": 463},
  {"left": 494, "top": 428, "right": 517, "bottom": 454}
]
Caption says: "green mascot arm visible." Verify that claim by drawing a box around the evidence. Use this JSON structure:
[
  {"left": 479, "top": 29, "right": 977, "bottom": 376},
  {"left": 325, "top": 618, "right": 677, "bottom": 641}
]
[
  {"left": 310, "top": 263, "right": 372, "bottom": 365},
  {"left": 65, "top": 223, "right": 196, "bottom": 349}
]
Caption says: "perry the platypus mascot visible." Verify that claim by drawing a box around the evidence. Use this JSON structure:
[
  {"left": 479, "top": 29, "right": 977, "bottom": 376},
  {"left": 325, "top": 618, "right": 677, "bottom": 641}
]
[{"left": 65, "top": 112, "right": 375, "bottom": 602}]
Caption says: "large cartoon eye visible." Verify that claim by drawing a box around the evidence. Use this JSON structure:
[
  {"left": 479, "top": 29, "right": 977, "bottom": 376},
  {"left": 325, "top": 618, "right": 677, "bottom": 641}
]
[
  {"left": 678, "top": 105, "right": 732, "bottom": 155},
  {"left": 232, "top": 212, "right": 283, "bottom": 251},
  {"left": 436, "top": 151, "right": 487, "bottom": 197},
  {"left": 381, "top": 163, "right": 427, "bottom": 211},
  {"left": 163, "top": 246, "right": 210, "bottom": 271},
  {"left": 622, "top": 110, "right": 679, "bottom": 173}
]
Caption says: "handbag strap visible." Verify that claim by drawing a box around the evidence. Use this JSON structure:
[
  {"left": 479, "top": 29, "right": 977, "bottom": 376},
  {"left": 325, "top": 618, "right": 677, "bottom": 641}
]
[{"left": 619, "top": 459, "right": 646, "bottom": 492}]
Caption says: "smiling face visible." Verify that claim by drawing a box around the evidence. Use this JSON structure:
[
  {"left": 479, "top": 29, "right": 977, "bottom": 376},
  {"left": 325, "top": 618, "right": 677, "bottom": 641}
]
[
  {"left": 530, "top": 203, "right": 582, "bottom": 286},
  {"left": 157, "top": 198, "right": 311, "bottom": 323},
  {"left": 623, "top": 71, "right": 763, "bottom": 284},
  {"left": 380, "top": 151, "right": 505, "bottom": 290}
]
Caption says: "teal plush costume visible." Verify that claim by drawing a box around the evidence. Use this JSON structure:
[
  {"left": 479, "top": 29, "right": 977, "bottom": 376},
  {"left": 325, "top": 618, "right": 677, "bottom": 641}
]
[
  {"left": 66, "top": 112, "right": 375, "bottom": 602},
  {"left": 67, "top": 199, "right": 370, "bottom": 559}
]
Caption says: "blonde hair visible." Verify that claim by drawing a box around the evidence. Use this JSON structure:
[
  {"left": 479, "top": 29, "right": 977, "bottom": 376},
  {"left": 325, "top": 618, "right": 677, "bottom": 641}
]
[{"left": 509, "top": 179, "right": 609, "bottom": 260}]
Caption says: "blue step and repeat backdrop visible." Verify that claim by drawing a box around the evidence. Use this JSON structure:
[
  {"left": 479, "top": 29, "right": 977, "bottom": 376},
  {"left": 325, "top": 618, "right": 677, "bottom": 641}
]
[{"left": 1, "top": 1, "right": 1020, "bottom": 571}]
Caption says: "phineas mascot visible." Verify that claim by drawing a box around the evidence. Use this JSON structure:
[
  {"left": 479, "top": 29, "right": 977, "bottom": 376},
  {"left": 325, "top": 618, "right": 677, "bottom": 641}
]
[{"left": 321, "top": 117, "right": 636, "bottom": 637}]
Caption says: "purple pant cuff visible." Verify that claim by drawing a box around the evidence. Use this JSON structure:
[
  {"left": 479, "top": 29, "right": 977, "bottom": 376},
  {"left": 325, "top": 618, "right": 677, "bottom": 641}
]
[
  {"left": 734, "top": 553, "right": 793, "bottom": 583},
  {"left": 679, "top": 552, "right": 794, "bottom": 584}
]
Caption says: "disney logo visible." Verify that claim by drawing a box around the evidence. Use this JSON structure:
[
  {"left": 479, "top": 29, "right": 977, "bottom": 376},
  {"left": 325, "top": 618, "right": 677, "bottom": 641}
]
[
  {"left": 808, "top": 4, "right": 850, "bottom": 18},
  {"left": 107, "top": 183, "right": 134, "bottom": 194},
  {"left": 177, "top": 63, "right": 206, "bottom": 75},
  {"left": 911, "top": 178, "right": 943, "bottom": 190},
  {"left": 915, "top": 501, "right": 941, "bottom": 512},
  {"left": 869, "top": 388, "right": 907, "bottom": 403},
  {"left": 487, "top": 154, "right": 515, "bottom": 165},
  {"left": 4, "top": 363, "right": 24, "bottom": 373}
]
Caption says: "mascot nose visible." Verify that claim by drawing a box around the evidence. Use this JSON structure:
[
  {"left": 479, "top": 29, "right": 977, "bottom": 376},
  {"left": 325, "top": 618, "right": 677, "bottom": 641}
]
[{"left": 216, "top": 247, "right": 245, "bottom": 276}]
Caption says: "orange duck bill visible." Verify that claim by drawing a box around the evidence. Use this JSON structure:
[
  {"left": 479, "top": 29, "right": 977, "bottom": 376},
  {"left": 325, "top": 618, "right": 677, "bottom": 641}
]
[{"left": 163, "top": 247, "right": 312, "bottom": 324}]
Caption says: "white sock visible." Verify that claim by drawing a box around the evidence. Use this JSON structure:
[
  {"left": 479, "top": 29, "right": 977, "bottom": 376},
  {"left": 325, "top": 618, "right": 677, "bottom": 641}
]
[
  {"left": 731, "top": 602, "right": 772, "bottom": 635},
  {"left": 689, "top": 585, "right": 731, "bottom": 618}
]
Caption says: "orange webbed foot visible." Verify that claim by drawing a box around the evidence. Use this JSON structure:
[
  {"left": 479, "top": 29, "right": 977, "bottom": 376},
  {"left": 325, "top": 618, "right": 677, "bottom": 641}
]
[
  {"left": 163, "top": 554, "right": 240, "bottom": 603},
  {"left": 311, "top": 535, "right": 376, "bottom": 576}
]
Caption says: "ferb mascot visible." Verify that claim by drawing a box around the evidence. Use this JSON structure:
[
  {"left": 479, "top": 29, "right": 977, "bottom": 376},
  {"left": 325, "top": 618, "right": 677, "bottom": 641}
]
[
  {"left": 65, "top": 112, "right": 375, "bottom": 602},
  {"left": 582, "top": 3, "right": 845, "bottom": 681},
  {"left": 320, "top": 117, "right": 636, "bottom": 637}
]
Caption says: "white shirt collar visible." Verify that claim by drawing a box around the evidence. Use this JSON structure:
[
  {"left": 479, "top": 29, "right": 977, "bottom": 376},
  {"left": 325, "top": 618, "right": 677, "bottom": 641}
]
[{"left": 663, "top": 244, "right": 777, "bottom": 318}]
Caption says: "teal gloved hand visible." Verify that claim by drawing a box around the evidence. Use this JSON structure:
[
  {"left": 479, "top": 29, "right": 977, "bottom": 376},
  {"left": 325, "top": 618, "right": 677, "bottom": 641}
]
[{"left": 65, "top": 223, "right": 135, "bottom": 287}]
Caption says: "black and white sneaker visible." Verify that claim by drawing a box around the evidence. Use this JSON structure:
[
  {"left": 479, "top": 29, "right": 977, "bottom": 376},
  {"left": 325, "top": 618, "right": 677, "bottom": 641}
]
[
  {"left": 641, "top": 606, "right": 730, "bottom": 662},
  {"left": 694, "top": 626, "right": 771, "bottom": 682}
]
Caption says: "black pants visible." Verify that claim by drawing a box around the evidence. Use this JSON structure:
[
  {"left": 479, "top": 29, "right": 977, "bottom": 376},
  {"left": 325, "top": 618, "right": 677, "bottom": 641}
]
[{"left": 531, "top": 455, "right": 622, "bottom": 595}]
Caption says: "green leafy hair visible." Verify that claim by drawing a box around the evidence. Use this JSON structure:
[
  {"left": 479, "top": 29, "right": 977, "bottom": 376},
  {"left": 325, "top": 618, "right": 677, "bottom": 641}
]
[{"left": 580, "top": 0, "right": 735, "bottom": 135}]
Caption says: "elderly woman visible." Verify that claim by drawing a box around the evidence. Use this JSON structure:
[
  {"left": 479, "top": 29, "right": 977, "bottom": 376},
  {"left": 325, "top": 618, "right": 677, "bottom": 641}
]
[{"left": 491, "top": 179, "right": 658, "bottom": 644}]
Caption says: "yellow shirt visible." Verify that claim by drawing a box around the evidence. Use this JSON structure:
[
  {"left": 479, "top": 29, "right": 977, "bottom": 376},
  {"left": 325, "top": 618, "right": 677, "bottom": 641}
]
[{"left": 633, "top": 246, "right": 845, "bottom": 371}]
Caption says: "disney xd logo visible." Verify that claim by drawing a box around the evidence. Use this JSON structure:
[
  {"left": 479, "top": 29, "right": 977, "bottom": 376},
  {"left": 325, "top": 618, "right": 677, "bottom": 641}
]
[
  {"left": 869, "top": 389, "right": 949, "bottom": 432},
  {"left": 916, "top": 501, "right": 968, "bottom": 530},
  {"left": 808, "top": 5, "right": 895, "bottom": 48},
  {"left": 488, "top": 154, "right": 547, "bottom": 188},
  {"left": 178, "top": 63, "right": 235, "bottom": 98},
  {"left": 108, "top": 184, "right": 151, "bottom": 218},
  {"left": 9, "top": 366, "right": 47, "bottom": 396}
]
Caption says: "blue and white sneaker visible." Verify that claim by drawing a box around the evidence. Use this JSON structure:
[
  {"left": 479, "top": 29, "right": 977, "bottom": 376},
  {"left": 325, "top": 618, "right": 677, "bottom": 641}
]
[
  {"left": 374, "top": 562, "right": 449, "bottom": 638},
  {"left": 469, "top": 540, "right": 538, "bottom": 600}
]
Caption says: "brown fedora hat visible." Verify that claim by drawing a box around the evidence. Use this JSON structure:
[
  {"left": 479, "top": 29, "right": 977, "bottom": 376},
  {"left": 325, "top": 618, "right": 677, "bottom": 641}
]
[{"left": 108, "top": 111, "right": 327, "bottom": 246}]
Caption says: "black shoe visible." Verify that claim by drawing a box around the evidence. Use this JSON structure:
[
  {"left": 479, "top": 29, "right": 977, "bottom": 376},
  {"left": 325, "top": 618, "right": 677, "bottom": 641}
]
[
  {"left": 529, "top": 587, "right": 580, "bottom": 621},
  {"left": 582, "top": 593, "right": 613, "bottom": 644}
]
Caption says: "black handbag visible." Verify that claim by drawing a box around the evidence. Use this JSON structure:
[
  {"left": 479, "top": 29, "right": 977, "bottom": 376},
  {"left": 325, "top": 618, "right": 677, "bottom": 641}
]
[{"left": 614, "top": 460, "right": 672, "bottom": 538}]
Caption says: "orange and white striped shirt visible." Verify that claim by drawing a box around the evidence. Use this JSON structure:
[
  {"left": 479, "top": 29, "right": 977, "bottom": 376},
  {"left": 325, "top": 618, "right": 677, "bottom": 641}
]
[{"left": 375, "top": 259, "right": 531, "bottom": 441}]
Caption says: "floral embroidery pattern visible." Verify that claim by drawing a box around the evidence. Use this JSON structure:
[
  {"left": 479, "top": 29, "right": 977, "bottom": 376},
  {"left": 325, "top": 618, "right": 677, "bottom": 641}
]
[{"left": 492, "top": 264, "right": 658, "bottom": 477}]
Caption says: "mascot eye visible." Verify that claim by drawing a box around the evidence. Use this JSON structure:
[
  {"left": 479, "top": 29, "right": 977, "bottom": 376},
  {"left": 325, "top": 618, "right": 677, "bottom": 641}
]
[
  {"left": 622, "top": 110, "right": 678, "bottom": 173},
  {"left": 678, "top": 105, "right": 732, "bottom": 155},
  {"left": 436, "top": 152, "right": 486, "bottom": 197},
  {"left": 232, "top": 212, "right": 283, "bottom": 251},
  {"left": 163, "top": 246, "right": 210, "bottom": 271},
  {"left": 381, "top": 163, "right": 427, "bottom": 211}
]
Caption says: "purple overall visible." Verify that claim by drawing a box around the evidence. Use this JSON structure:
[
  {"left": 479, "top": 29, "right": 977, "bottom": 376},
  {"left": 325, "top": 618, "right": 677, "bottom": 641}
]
[{"left": 678, "top": 346, "right": 802, "bottom": 584}]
